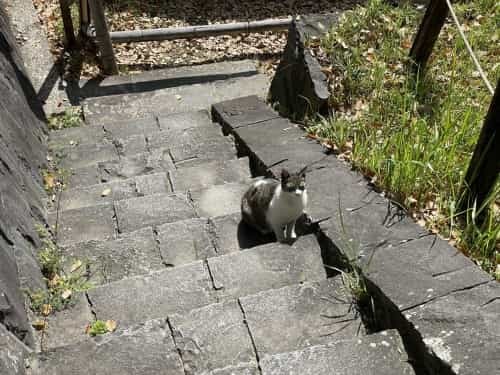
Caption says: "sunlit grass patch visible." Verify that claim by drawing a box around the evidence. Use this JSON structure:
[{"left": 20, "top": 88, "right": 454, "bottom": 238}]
[{"left": 308, "top": 0, "right": 499, "bottom": 277}]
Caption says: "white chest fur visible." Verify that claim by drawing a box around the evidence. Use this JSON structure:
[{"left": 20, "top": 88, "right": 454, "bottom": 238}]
[{"left": 266, "top": 185, "right": 308, "bottom": 227}]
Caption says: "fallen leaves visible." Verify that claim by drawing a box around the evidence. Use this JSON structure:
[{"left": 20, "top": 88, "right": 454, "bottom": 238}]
[
  {"left": 32, "top": 319, "right": 47, "bottom": 331},
  {"left": 101, "top": 188, "right": 112, "bottom": 197}
]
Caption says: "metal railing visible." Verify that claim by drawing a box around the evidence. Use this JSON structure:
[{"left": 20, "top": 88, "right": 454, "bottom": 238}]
[{"left": 59, "top": 0, "right": 292, "bottom": 75}]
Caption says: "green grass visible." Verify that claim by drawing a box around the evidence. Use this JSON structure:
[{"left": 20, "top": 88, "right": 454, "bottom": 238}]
[
  {"left": 27, "top": 226, "right": 91, "bottom": 316},
  {"left": 307, "top": 0, "right": 499, "bottom": 278},
  {"left": 48, "top": 107, "right": 83, "bottom": 130}
]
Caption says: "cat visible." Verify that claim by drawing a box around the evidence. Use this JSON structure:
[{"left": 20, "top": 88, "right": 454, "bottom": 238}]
[{"left": 241, "top": 168, "right": 308, "bottom": 243}]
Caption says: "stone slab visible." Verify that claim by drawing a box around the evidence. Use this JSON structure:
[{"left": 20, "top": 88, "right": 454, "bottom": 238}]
[
  {"left": 88, "top": 261, "right": 215, "bottom": 326},
  {"left": 405, "top": 282, "right": 500, "bottom": 375},
  {"left": 66, "top": 165, "right": 101, "bottom": 189},
  {"left": 49, "top": 126, "right": 105, "bottom": 149},
  {"left": 305, "top": 157, "right": 427, "bottom": 251},
  {"left": 102, "top": 117, "right": 160, "bottom": 138},
  {"left": 207, "top": 365, "right": 258, "bottom": 375},
  {"left": 32, "top": 319, "right": 184, "bottom": 375},
  {"left": 190, "top": 183, "right": 248, "bottom": 217},
  {"left": 61, "top": 227, "right": 163, "bottom": 285},
  {"left": 211, "top": 95, "right": 280, "bottom": 130},
  {"left": 134, "top": 173, "right": 171, "bottom": 196},
  {"left": 114, "top": 193, "right": 196, "bottom": 233},
  {"left": 240, "top": 278, "right": 362, "bottom": 357},
  {"left": 156, "top": 218, "right": 216, "bottom": 267},
  {"left": 233, "top": 118, "right": 305, "bottom": 148},
  {"left": 209, "top": 213, "right": 273, "bottom": 254},
  {"left": 169, "top": 300, "right": 257, "bottom": 375},
  {"left": 55, "top": 178, "right": 138, "bottom": 212},
  {"left": 113, "top": 134, "right": 148, "bottom": 157},
  {"left": 0, "top": 323, "right": 30, "bottom": 375},
  {"left": 366, "top": 237, "right": 492, "bottom": 311},
  {"left": 49, "top": 204, "right": 116, "bottom": 246},
  {"left": 208, "top": 234, "right": 326, "bottom": 301},
  {"left": 56, "top": 141, "right": 118, "bottom": 170},
  {"left": 43, "top": 294, "right": 93, "bottom": 350},
  {"left": 147, "top": 125, "right": 236, "bottom": 164},
  {"left": 171, "top": 158, "right": 250, "bottom": 192},
  {"left": 82, "top": 68, "right": 269, "bottom": 124},
  {"left": 260, "top": 329, "right": 414, "bottom": 375},
  {"left": 157, "top": 110, "right": 212, "bottom": 132},
  {"left": 98, "top": 152, "right": 173, "bottom": 182}
]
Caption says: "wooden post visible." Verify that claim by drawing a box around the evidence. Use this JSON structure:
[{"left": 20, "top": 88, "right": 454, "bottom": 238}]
[
  {"left": 459, "top": 79, "right": 500, "bottom": 219},
  {"left": 88, "top": 0, "right": 118, "bottom": 75},
  {"left": 59, "top": 0, "right": 76, "bottom": 47},
  {"left": 79, "top": 0, "right": 90, "bottom": 36},
  {"left": 409, "top": 0, "right": 448, "bottom": 72}
]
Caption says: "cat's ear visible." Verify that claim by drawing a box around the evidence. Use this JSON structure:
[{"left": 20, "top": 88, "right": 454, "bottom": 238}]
[{"left": 281, "top": 169, "right": 290, "bottom": 180}]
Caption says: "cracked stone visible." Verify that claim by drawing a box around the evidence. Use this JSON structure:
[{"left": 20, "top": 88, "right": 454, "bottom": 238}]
[
  {"left": 156, "top": 218, "right": 216, "bottom": 267},
  {"left": 169, "top": 300, "right": 257, "bottom": 374},
  {"left": 48, "top": 204, "right": 115, "bottom": 246},
  {"left": 259, "top": 329, "right": 414, "bottom": 375},
  {"left": 32, "top": 319, "right": 184, "bottom": 375},
  {"left": 114, "top": 193, "right": 196, "bottom": 233},
  {"left": 405, "top": 282, "right": 500, "bottom": 375},
  {"left": 61, "top": 227, "right": 163, "bottom": 285},
  {"left": 239, "top": 278, "right": 363, "bottom": 357},
  {"left": 207, "top": 234, "right": 325, "bottom": 301},
  {"left": 87, "top": 261, "right": 215, "bottom": 326}
]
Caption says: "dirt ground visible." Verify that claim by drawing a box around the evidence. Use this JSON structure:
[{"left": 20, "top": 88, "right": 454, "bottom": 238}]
[{"left": 32, "top": 0, "right": 363, "bottom": 78}]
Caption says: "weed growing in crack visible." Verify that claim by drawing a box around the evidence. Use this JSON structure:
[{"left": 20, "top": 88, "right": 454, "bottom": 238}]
[
  {"left": 323, "top": 198, "right": 379, "bottom": 332},
  {"left": 86, "top": 319, "right": 117, "bottom": 336},
  {"left": 47, "top": 107, "right": 83, "bottom": 130},
  {"left": 26, "top": 225, "right": 92, "bottom": 321}
]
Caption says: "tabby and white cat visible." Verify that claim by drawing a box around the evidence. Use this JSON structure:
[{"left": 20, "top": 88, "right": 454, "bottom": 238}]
[{"left": 241, "top": 168, "right": 308, "bottom": 242}]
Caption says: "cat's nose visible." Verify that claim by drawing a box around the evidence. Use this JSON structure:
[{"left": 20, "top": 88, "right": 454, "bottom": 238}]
[{"left": 295, "top": 190, "right": 302, "bottom": 195}]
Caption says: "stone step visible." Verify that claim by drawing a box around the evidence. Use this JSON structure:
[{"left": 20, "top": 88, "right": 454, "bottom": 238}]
[
  {"left": 168, "top": 277, "right": 361, "bottom": 374},
  {"left": 239, "top": 278, "right": 363, "bottom": 359},
  {"left": 50, "top": 178, "right": 252, "bottom": 246},
  {"left": 260, "top": 329, "right": 415, "bottom": 375},
  {"left": 29, "top": 319, "right": 185, "bottom": 375},
  {"left": 49, "top": 172, "right": 171, "bottom": 212},
  {"left": 86, "top": 235, "right": 324, "bottom": 328},
  {"left": 52, "top": 156, "right": 251, "bottom": 212},
  {"left": 81, "top": 60, "right": 269, "bottom": 124}
]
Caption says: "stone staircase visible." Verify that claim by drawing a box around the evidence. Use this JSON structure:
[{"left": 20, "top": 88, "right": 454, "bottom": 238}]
[{"left": 25, "top": 60, "right": 416, "bottom": 374}]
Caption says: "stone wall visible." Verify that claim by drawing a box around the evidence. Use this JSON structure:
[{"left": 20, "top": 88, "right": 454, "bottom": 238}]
[{"left": 0, "top": 0, "right": 47, "bottom": 350}]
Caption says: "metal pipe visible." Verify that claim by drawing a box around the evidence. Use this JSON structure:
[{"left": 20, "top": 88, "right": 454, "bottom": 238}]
[{"left": 109, "top": 18, "right": 292, "bottom": 43}]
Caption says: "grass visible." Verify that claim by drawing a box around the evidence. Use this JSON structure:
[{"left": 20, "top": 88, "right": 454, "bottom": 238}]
[
  {"left": 26, "top": 225, "right": 91, "bottom": 317},
  {"left": 48, "top": 107, "right": 83, "bottom": 130},
  {"left": 307, "top": 0, "right": 499, "bottom": 278},
  {"left": 86, "top": 319, "right": 117, "bottom": 336}
]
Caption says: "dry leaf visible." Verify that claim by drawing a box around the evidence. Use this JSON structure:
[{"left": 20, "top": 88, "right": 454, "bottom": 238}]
[
  {"left": 105, "top": 320, "right": 117, "bottom": 332},
  {"left": 175, "top": 94, "right": 182, "bottom": 101},
  {"left": 61, "top": 289, "right": 72, "bottom": 300},
  {"left": 44, "top": 174, "right": 55, "bottom": 189},
  {"left": 101, "top": 188, "right": 112, "bottom": 197},
  {"left": 41, "top": 304, "right": 53, "bottom": 316},
  {"left": 32, "top": 319, "right": 47, "bottom": 331},
  {"left": 70, "top": 260, "right": 83, "bottom": 273}
]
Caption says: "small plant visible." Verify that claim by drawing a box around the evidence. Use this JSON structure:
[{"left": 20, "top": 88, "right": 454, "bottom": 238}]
[
  {"left": 27, "top": 226, "right": 92, "bottom": 317},
  {"left": 86, "top": 319, "right": 117, "bottom": 336},
  {"left": 48, "top": 107, "right": 83, "bottom": 130}
]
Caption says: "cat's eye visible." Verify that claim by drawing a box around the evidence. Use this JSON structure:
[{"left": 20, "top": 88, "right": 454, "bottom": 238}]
[
  {"left": 299, "top": 182, "right": 305, "bottom": 188},
  {"left": 286, "top": 183, "right": 294, "bottom": 189}
]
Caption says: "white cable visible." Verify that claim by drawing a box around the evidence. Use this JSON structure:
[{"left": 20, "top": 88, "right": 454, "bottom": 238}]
[{"left": 444, "top": 0, "right": 495, "bottom": 95}]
